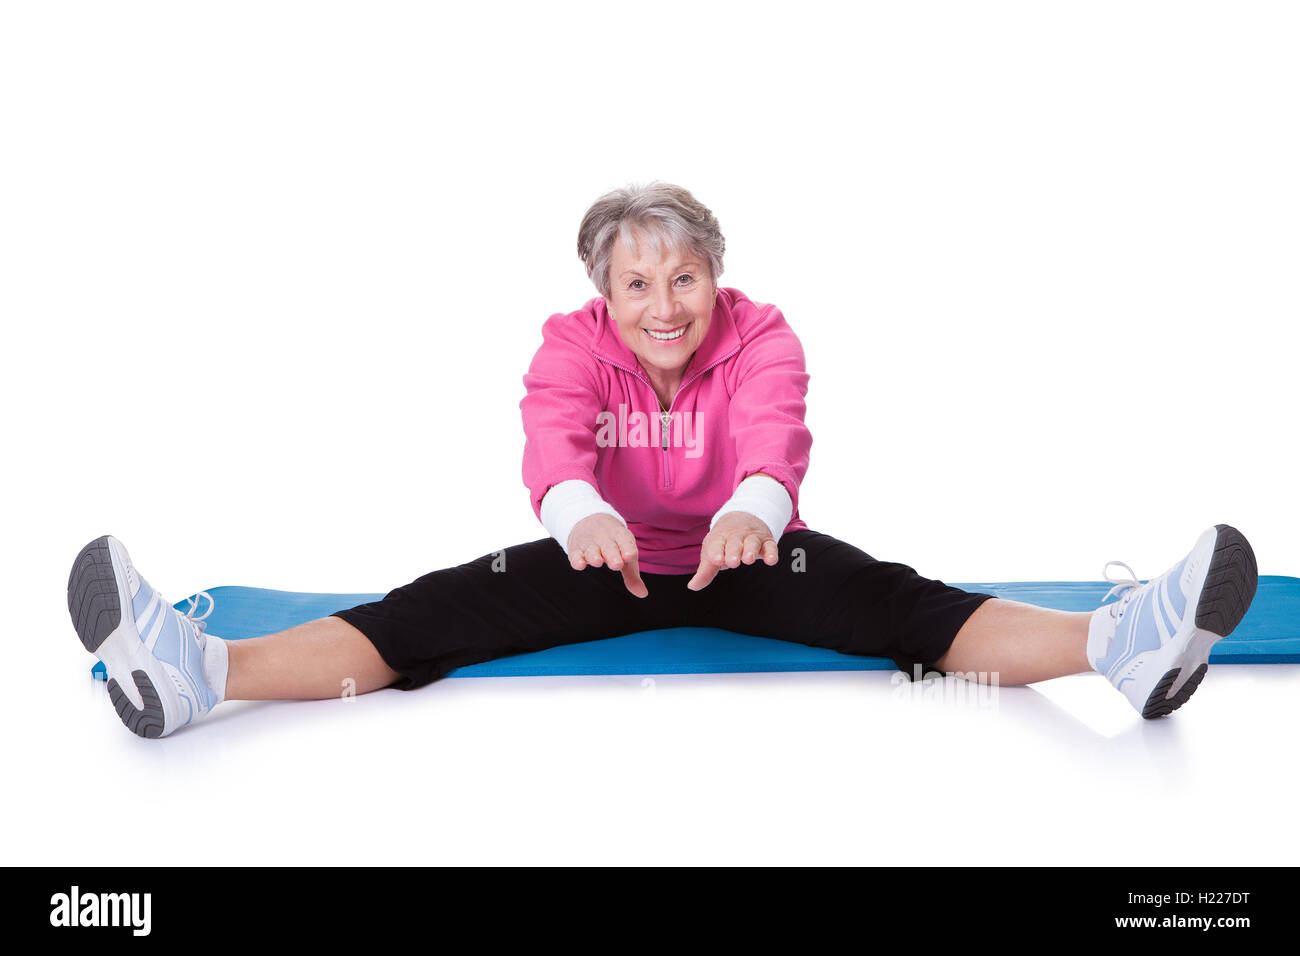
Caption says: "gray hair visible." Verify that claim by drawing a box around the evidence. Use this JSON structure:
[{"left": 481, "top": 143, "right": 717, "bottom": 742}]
[{"left": 577, "top": 182, "right": 725, "bottom": 298}]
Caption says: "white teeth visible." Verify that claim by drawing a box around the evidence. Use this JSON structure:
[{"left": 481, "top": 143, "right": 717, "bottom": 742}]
[{"left": 646, "top": 326, "right": 686, "bottom": 341}]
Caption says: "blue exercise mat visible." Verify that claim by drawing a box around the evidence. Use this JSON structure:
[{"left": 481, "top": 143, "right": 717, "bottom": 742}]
[{"left": 90, "top": 576, "right": 1300, "bottom": 680}]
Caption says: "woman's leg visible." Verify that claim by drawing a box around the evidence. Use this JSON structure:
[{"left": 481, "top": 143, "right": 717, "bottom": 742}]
[
  {"left": 226, "top": 538, "right": 667, "bottom": 702},
  {"left": 72, "top": 533, "right": 670, "bottom": 737},
  {"left": 935, "top": 599, "right": 1091, "bottom": 685},
  {"left": 691, "top": 529, "right": 1090, "bottom": 687},
  {"left": 225, "top": 616, "right": 399, "bottom": 701}
]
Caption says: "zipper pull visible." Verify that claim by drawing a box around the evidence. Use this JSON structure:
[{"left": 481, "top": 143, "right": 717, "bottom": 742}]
[{"left": 660, "top": 410, "right": 672, "bottom": 450}]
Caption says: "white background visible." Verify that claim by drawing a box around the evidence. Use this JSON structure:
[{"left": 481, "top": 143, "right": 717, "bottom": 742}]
[{"left": 2, "top": 0, "right": 1296, "bottom": 865}]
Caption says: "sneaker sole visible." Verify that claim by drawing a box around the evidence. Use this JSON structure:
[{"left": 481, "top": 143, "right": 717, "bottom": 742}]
[
  {"left": 1141, "top": 524, "right": 1258, "bottom": 719},
  {"left": 67, "top": 536, "right": 168, "bottom": 738}
]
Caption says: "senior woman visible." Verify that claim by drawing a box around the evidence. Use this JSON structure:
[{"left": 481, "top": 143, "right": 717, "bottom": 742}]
[{"left": 67, "top": 183, "right": 1258, "bottom": 738}]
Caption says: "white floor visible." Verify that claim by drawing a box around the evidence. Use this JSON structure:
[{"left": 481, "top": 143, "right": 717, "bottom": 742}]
[{"left": 10, "top": 651, "right": 1298, "bottom": 866}]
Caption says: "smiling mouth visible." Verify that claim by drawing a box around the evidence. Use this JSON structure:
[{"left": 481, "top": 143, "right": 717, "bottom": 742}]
[{"left": 644, "top": 323, "right": 689, "bottom": 342}]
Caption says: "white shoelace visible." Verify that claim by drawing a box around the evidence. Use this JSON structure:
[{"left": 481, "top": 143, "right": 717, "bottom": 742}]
[
  {"left": 1101, "top": 561, "right": 1144, "bottom": 620},
  {"left": 178, "top": 590, "right": 215, "bottom": 646}
]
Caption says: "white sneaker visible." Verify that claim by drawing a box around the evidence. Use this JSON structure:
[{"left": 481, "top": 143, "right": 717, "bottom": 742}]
[
  {"left": 67, "top": 536, "right": 227, "bottom": 737},
  {"left": 1087, "top": 524, "right": 1258, "bottom": 718}
]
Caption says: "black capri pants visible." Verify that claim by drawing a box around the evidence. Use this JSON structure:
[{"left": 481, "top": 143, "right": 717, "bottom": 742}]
[{"left": 331, "top": 529, "right": 998, "bottom": 690}]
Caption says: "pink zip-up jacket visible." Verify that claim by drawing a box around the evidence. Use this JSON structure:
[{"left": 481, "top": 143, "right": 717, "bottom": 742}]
[{"left": 520, "top": 287, "right": 813, "bottom": 574}]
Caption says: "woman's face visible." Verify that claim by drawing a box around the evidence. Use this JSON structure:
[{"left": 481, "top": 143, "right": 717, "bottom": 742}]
[{"left": 605, "top": 230, "right": 715, "bottom": 385}]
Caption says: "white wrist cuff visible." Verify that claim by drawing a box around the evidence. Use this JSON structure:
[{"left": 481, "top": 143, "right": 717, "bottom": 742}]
[
  {"left": 540, "top": 479, "right": 627, "bottom": 553},
  {"left": 710, "top": 474, "right": 794, "bottom": 542}
]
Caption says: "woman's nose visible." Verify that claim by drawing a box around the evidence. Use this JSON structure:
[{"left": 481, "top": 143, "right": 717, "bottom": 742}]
[{"left": 651, "top": 284, "right": 676, "bottom": 321}]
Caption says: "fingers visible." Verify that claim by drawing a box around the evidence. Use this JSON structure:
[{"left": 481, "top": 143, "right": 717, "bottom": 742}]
[
  {"left": 719, "top": 530, "right": 771, "bottom": 567},
  {"left": 620, "top": 551, "right": 648, "bottom": 599},
  {"left": 568, "top": 519, "right": 648, "bottom": 598},
  {"left": 723, "top": 531, "right": 744, "bottom": 568},
  {"left": 568, "top": 540, "right": 607, "bottom": 571},
  {"left": 611, "top": 527, "right": 647, "bottom": 597},
  {"left": 689, "top": 524, "right": 779, "bottom": 590},
  {"left": 599, "top": 539, "right": 624, "bottom": 571},
  {"left": 687, "top": 554, "right": 720, "bottom": 592},
  {"left": 688, "top": 529, "right": 730, "bottom": 590}
]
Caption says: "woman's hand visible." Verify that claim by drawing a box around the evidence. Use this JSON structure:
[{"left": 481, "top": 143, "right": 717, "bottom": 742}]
[
  {"left": 688, "top": 511, "right": 779, "bottom": 591},
  {"left": 567, "top": 513, "right": 649, "bottom": 598}
]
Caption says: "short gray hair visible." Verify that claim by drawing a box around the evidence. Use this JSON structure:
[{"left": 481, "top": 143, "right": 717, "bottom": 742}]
[{"left": 577, "top": 182, "right": 725, "bottom": 297}]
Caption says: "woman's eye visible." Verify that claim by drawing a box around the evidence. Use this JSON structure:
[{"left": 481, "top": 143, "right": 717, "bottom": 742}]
[
  {"left": 675, "top": 274, "right": 694, "bottom": 285},
  {"left": 629, "top": 279, "right": 646, "bottom": 291}
]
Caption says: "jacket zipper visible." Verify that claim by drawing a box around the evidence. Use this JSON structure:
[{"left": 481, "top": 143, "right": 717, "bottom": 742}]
[
  {"left": 593, "top": 343, "right": 744, "bottom": 490},
  {"left": 660, "top": 410, "right": 673, "bottom": 488}
]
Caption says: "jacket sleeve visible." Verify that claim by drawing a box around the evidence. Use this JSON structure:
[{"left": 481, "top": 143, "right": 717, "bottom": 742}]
[
  {"left": 520, "top": 312, "right": 608, "bottom": 519},
  {"left": 725, "top": 303, "right": 813, "bottom": 518}
]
